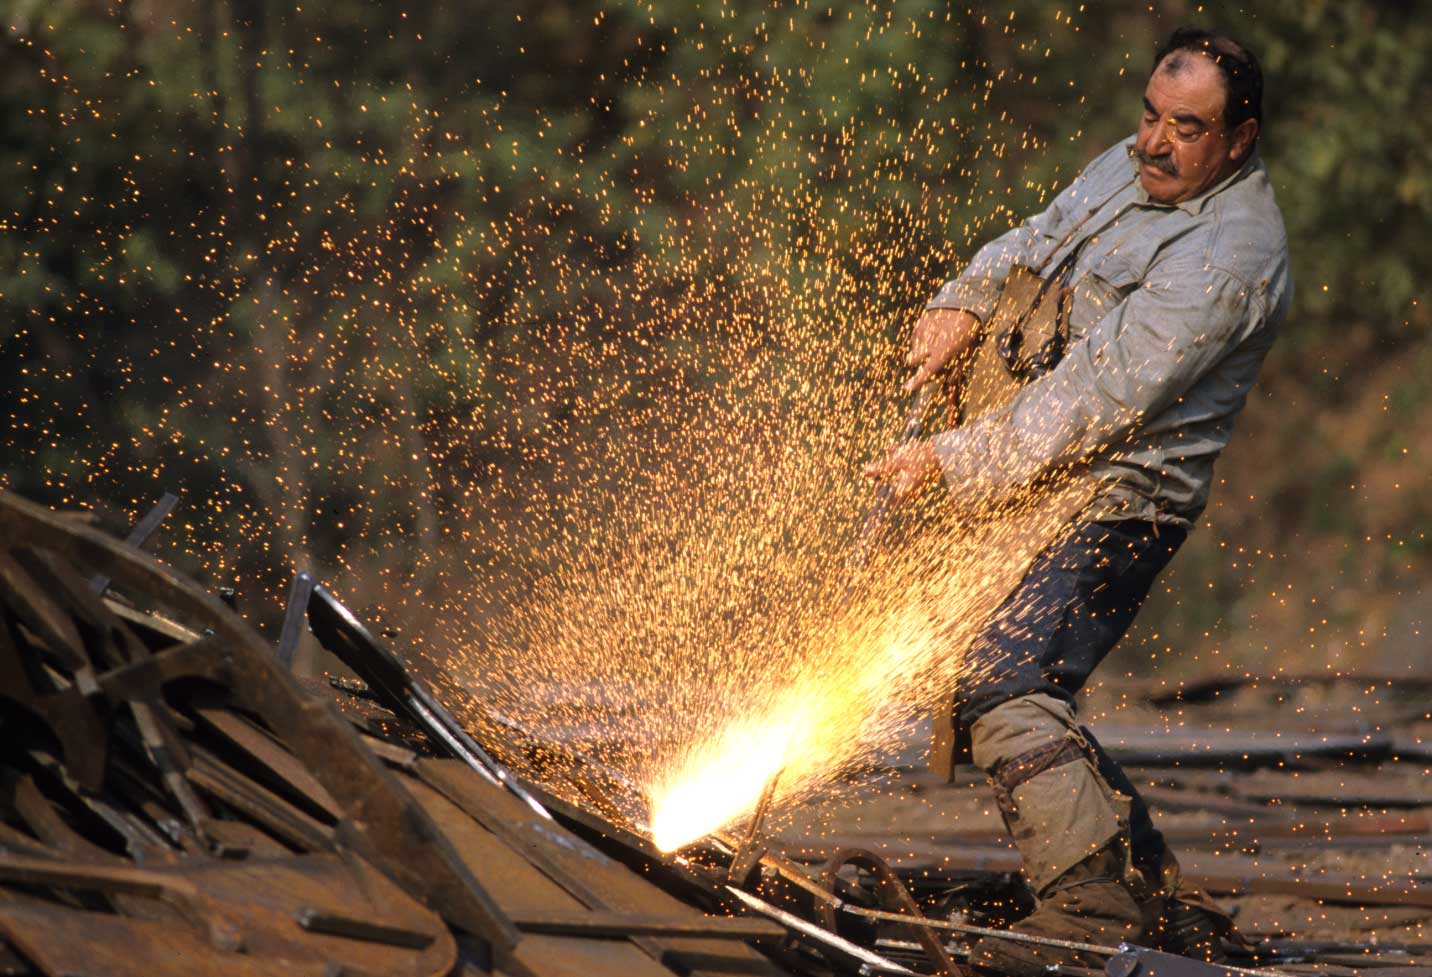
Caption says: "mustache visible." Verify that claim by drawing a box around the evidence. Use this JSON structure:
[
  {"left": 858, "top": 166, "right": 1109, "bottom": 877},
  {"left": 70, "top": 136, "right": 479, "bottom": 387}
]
[{"left": 1128, "top": 145, "right": 1178, "bottom": 176}]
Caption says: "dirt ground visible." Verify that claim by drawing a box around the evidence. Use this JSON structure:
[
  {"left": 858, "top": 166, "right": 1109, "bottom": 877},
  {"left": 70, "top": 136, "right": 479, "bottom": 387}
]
[{"left": 770, "top": 673, "right": 1432, "bottom": 947}]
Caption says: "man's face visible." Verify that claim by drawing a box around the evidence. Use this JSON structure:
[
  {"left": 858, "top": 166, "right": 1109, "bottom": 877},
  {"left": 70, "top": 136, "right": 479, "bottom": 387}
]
[{"left": 1134, "top": 52, "right": 1254, "bottom": 204}]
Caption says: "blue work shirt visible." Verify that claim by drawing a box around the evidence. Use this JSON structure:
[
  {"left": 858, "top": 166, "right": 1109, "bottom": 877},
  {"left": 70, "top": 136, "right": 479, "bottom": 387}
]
[{"left": 925, "top": 137, "right": 1293, "bottom": 527}]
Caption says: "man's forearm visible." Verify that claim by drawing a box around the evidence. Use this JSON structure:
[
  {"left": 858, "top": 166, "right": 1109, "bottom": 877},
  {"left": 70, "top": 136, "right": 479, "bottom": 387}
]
[{"left": 904, "top": 308, "right": 984, "bottom": 392}]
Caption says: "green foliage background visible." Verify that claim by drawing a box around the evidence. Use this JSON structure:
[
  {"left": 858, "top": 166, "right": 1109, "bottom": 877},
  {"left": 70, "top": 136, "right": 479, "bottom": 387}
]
[{"left": 1, "top": 0, "right": 1427, "bottom": 675}]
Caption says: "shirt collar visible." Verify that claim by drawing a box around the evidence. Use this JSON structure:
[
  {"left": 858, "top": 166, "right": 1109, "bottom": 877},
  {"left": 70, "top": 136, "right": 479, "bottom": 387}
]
[{"left": 1129, "top": 141, "right": 1261, "bottom": 216}]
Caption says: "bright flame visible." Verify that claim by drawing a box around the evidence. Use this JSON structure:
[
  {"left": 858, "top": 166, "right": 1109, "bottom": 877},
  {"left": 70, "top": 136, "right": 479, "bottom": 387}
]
[
  {"left": 648, "top": 604, "right": 938, "bottom": 851},
  {"left": 648, "top": 701, "right": 806, "bottom": 851}
]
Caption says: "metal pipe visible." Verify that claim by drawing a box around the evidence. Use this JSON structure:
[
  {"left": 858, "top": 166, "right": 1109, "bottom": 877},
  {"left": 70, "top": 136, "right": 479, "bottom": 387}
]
[
  {"left": 724, "top": 886, "right": 917, "bottom": 976},
  {"left": 836, "top": 903, "right": 1283, "bottom": 977},
  {"left": 845, "top": 380, "right": 940, "bottom": 589}
]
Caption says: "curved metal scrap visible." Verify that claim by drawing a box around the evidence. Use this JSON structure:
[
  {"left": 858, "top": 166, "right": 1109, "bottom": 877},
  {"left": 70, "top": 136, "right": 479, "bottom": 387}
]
[
  {"left": 0, "top": 489, "right": 519, "bottom": 955},
  {"left": 818, "top": 846, "right": 963, "bottom": 976}
]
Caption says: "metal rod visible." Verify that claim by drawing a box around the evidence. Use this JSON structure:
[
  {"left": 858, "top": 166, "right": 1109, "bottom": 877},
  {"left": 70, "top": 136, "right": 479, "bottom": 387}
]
[
  {"left": 89, "top": 492, "right": 180, "bottom": 595},
  {"left": 276, "top": 571, "right": 315, "bottom": 668},
  {"left": 726, "top": 766, "right": 785, "bottom": 884},
  {"left": 837, "top": 904, "right": 1283, "bottom": 977},
  {"left": 840, "top": 902, "right": 1119, "bottom": 957},
  {"left": 510, "top": 910, "right": 784, "bottom": 941},
  {"left": 725, "top": 886, "right": 917, "bottom": 976},
  {"left": 845, "top": 381, "right": 939, "bottom": 590},
  {"left": 743, "top": 766, "right": 782, "bottom": 846}
]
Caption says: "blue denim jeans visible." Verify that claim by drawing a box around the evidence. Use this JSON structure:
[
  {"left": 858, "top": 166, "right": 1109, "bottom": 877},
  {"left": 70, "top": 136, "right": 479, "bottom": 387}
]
[
  {"left": 956, "top": 519, "right": 1186, "bottom": 726},
  {"left": 956, "top": 518, "right": 1186, "bottom": 884}
]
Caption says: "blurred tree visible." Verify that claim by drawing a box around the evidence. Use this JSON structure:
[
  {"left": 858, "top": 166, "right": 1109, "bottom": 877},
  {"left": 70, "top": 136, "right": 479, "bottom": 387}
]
[{"left": 0, "top": 0, "right": 1425, "bottom": 668}]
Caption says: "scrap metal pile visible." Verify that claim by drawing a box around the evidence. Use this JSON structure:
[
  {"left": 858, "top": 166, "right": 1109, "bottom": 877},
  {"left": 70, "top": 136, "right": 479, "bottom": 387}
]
[{"left": 0, "top": 487, "right": 1427, "bottom": 977}]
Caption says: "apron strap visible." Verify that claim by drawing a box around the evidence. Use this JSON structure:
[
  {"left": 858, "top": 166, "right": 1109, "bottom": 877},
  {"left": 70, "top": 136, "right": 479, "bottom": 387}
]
[{"left": 998, "top": 174, "right": 1138, "bottom": 381}]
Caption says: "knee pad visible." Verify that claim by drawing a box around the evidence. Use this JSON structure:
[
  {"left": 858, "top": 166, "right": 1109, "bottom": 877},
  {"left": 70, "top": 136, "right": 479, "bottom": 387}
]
[{"left": 969, "top": 693, "right": 1135, "bottom": 894}]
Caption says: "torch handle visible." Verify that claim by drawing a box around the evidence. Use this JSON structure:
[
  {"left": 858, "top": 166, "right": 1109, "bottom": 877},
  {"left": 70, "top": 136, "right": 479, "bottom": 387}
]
[{"left": 845, "top": 381, "right": 940, "bottom": 587}]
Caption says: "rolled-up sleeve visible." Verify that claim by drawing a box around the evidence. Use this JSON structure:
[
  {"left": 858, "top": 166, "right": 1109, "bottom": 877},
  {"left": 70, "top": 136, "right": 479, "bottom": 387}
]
[{"left": 930, "top": 259, "right": 1265, "bottom": 500}]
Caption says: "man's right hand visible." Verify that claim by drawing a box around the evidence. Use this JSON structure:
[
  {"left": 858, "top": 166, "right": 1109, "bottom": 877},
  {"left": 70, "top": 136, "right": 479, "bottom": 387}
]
[{"left": 904, "top": 308, "right": 982, "bottom": 393}]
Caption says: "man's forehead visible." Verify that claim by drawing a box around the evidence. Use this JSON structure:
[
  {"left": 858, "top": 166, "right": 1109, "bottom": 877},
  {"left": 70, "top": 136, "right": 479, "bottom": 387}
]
[{"left": 1144, "top": 56, "right": 1224, "bottom": 120}]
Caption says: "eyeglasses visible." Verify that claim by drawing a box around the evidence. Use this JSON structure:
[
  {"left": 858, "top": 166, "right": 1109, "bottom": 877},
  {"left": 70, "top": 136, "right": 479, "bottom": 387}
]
[
  {"left": 1134, "top": 104, "right": 1214, "bottom": 144},
  {"left": 1140, "top": 110, "right": 1210, "bottom": 145}
]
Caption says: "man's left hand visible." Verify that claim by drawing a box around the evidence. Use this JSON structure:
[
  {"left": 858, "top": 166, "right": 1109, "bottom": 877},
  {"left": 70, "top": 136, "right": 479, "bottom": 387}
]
[{"left": 863, "top": 440, "right": 943, "bottom": 503}]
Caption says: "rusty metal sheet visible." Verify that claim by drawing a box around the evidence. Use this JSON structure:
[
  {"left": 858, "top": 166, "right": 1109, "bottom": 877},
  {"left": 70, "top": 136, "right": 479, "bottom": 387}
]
[
  {"left": 404, "top": 773, "right": 613, "bottom": 918},
  {"left": 0, "top": 549, "right": 90, "bottom": 670},
  {"left": 184, "top": 744, "right": 335, "bottom": 851},
  {"left": 0, "top": 572, "right": 111, "bottom": 790},
  {"left": 7, "top": 772, "right": 121, "bottom": 864},
  {"left": 0, "top": 852, "right": 457, "bottom": 976},
  {"left": 190, "top": 706, "right": 342, "bottom": 822},
  {"left": 93, "top": 634, "right": 232, "bottom": 700},
  {"left": 414, "top": 759, "right": 791, "bottom": 977},
  {"left": 0, "top": 943, "right": 28, "bottom": 977},
  {"left": 404, "top": 772, "right": 679, "bottom": 977},
  {"left": 0, "top": 899, "right": 278, "bottom": 977}
]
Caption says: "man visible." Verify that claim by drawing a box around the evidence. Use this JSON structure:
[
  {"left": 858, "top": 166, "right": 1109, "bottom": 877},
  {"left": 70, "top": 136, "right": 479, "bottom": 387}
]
[{"left": 865, "top": 27, "right": 1291, "bottom": 975}]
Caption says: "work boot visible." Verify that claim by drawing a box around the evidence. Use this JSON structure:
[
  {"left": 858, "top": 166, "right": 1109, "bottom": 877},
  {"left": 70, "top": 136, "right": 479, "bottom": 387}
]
[
  {"left": 1080, "top": 732, "right": 1244, "bottom": 963},
  {"left": 1156, "top": 887, "right": 1241, "bottom": 962},
  {"left": 969, "top": 844, "right": 1143, "bottom": 976},
  {"left": 1129, "top": 839, "right": 1241, "bottom": 961}
]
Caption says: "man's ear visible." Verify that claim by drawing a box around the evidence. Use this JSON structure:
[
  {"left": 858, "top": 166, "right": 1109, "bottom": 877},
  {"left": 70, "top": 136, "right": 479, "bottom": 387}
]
[{"left": 1229, "top": 118, "right": 1259, "bottom": 162}]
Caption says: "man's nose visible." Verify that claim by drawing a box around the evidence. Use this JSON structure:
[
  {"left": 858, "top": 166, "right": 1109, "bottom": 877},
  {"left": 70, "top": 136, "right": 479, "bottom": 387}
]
[{"left": 1144, "top": 120, "right": 1174, "bottom": 156}]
